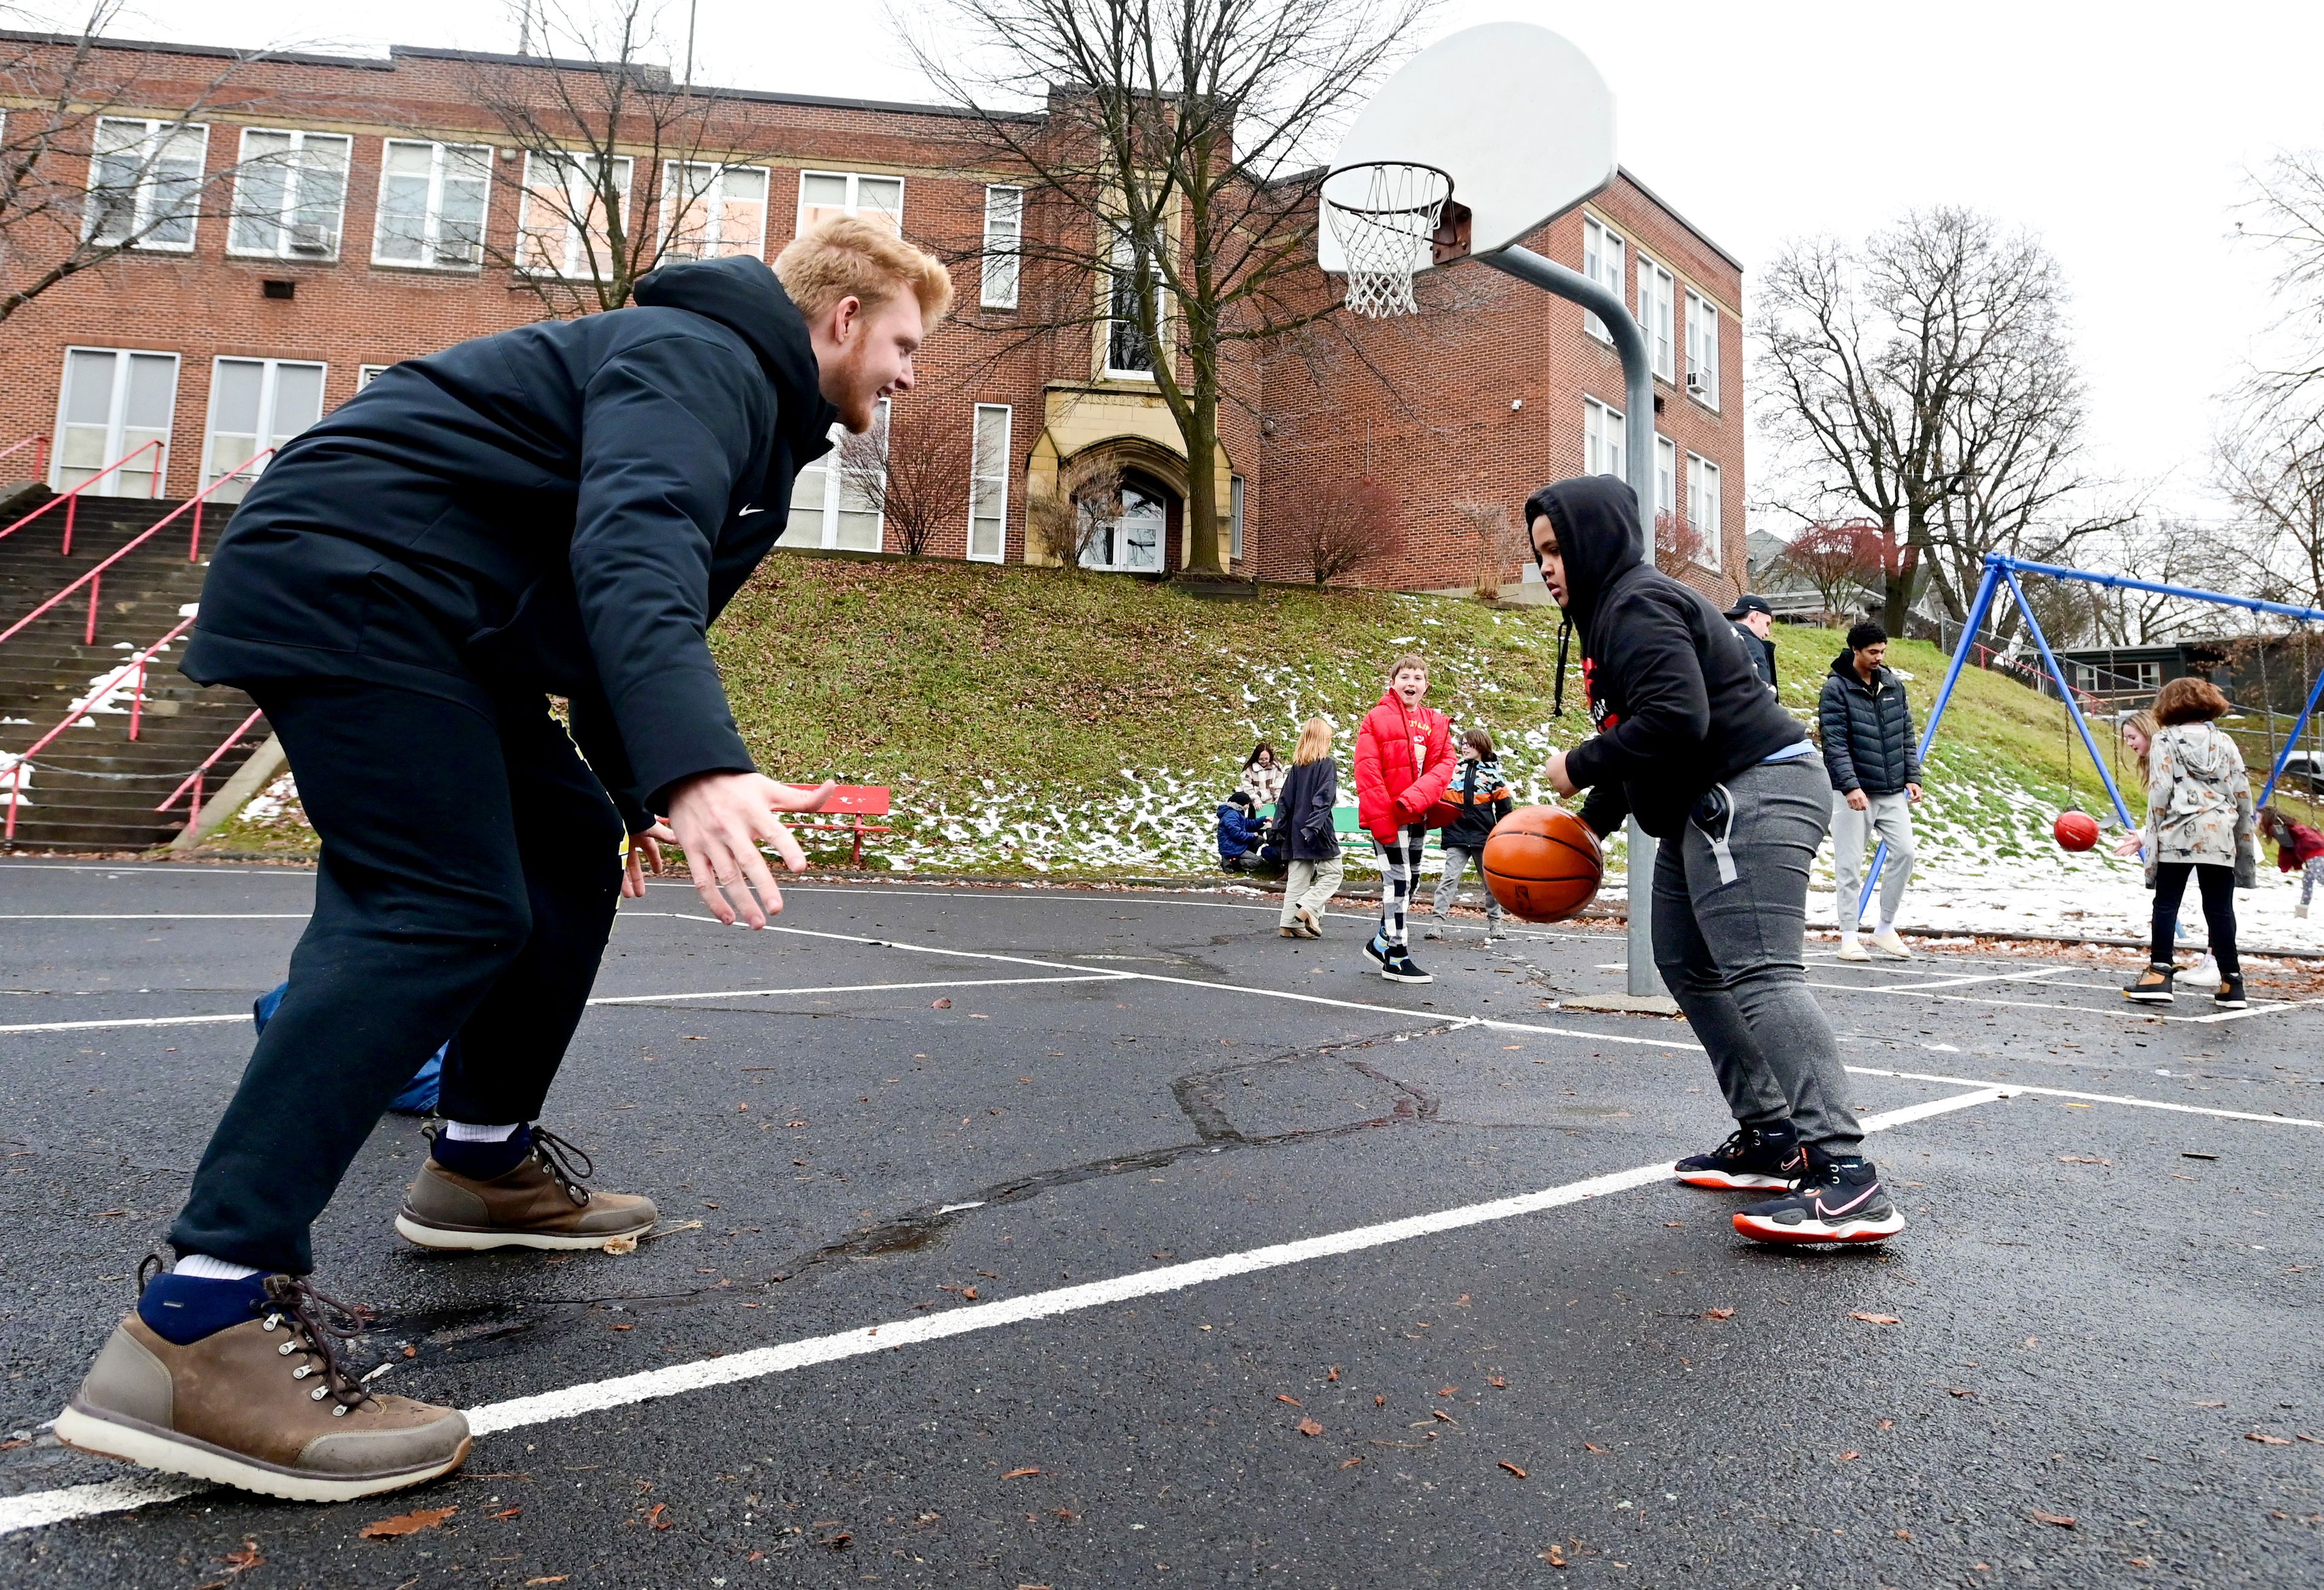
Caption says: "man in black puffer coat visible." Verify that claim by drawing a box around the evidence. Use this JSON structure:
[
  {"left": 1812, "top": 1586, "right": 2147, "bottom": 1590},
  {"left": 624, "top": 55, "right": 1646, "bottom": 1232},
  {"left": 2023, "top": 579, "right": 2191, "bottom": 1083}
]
[
  {"left": 1529, "top": 476, "right": 1906, "bottom": 1248},
  {"left": 55, "top": 221, "right": 954, "bottom": 1507},
  {"left": 1818, "top": 621, "right": 1922, "bottom": 961}
]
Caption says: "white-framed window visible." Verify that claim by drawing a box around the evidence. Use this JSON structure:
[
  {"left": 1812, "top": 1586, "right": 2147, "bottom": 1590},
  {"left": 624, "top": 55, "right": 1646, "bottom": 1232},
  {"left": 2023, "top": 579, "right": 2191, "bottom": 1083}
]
[
  {"left": 1654, "top": 433, "right": 1677, "bottom": 519},
  {"left": 53, "top": 347, "right": 178, "bottom": 496},
  {"left": 373, "top": 139, "right": 491, "bottom": 269},
  {"left": 1230, "top": 474, "right": 1246, "bottom": 563},
  {"left": 1081, "top": 476, "right": 1167, "bottom": 573},
  {"left": 357, "top": 364, "right": 392, "bottom": 389},
  {"left": 660, "top": 162, "right": 769, "bottom": 261},
  {"left": 780, "top": 398, "right": 890, "bottom": 552},
  {"left": 516, "top": 151, "right": 632, "bottom": 278},
  {"left": 981, "top": 184, "right": 1023, "bottom": 309},
  {"left": 1686, "top": 289, "right": 1721, "bottom": 408},
  {"left": 796, "top": 169, "right": 904, "bottom": 236},
  {"left": 1638, "top": 254, "right": 1676, "bottom": 382},
  {"left": 1105, "top": 229, "right": 1158, "bottom": 378},
  {"left": 1583, "top": 396, "right": 1625, "bottom": 480},
  {"left": 85, "top": 119, "right": 208, "bottom": 250},
  {"left": 968, "top": 403, "right": 1011, "bottom": 563},
  {"left": 1581, "top": 215, "right": 1625, "bottom": 342},
  {"left": 1687, "top": 452, "right": 1722, "bottom": 569},
  {"left": 203, "top": 358, "right": 325, "bottom": 502},
  {"left": 227, "top": 128, "right": 350, "bottom": 260}
]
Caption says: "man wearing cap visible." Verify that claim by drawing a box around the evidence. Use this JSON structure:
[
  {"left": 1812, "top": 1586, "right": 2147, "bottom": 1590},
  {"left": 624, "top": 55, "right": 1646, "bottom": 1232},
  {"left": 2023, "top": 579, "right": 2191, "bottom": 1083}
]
[{"left": 1725, "top": 595, "right": 1778, "bottom": 692}]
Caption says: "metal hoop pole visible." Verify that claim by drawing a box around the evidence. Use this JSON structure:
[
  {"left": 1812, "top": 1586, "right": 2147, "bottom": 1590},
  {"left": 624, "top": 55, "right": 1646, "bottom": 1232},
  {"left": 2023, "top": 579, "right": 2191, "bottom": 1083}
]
[{"left": 1476, "top": 243, "right": 1663, "bottom": 997}]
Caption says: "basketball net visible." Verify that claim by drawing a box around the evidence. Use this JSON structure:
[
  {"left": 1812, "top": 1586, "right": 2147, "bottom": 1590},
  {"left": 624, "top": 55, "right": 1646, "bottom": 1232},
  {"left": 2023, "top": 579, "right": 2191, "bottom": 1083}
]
[{"left": 1322, "top": 162, "right": 1451, "bottom": 319}]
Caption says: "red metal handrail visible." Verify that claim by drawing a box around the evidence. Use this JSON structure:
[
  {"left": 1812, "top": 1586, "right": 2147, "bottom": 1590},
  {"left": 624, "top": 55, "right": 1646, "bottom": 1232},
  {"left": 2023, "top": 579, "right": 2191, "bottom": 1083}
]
[
  {"left": 0, "top": 435, "right": 50, "bottom": 480},
  {"left": 0, "top": 448, "right": 271, "bottom": 653},
  {"left": 2, "top": 613, "right": 195, "bottom": 842},
  {"left": 0, "top": 438, "right": 164, "bottom": 557},
  {"left": 156, "top": 707, "right": 268, "bottom": 832}
]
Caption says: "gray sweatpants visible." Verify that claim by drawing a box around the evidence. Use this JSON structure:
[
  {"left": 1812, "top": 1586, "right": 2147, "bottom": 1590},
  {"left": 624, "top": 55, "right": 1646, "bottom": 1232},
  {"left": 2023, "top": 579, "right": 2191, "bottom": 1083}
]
[
  {"left": 1830, "top": 788, "right": 1915, "bottom": 929},
  {"left": 1652, "top": 754, "right": 1863, "bottom": 1155},
  {"left": 1431, "top": 845, "right": 1502, "bottom": 923}
]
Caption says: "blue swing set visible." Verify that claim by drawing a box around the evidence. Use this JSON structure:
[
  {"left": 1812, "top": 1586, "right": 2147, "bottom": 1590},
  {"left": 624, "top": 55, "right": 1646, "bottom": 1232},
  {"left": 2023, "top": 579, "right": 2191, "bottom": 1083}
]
[{"left": 1854, "top": 551, "right": 2324, "bottom": 918}]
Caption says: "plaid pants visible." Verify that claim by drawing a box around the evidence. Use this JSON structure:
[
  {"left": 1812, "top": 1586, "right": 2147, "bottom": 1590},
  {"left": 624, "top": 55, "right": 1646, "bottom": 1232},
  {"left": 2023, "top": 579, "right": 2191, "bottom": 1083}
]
[{"left": 1377, "top": 824, "right": 1429, "bottom": 947}]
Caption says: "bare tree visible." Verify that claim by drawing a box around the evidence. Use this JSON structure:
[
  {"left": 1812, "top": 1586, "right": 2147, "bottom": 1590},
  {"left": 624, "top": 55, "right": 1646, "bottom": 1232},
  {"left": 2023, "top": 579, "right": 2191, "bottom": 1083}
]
[
  {"left": 1023, "top": 451, "right": 1124, "bottom": 568},
  {"left": 2236, "top": 149, "right": 2324, "bottom": 421},
  {"left": 0, "top": 5, "right": 292, "bottom": 324},
  {"left": 1451, "top": 499, "right": 1512, "bottom": 600},
  {"left": 1756, "top": 208, "right": 2090, "bottom": 632},
  {"left": 1777, "top": 520, "right": 1884, "bottom": 621},
  {"left": 2216, "top": 413, "right": 2324, "bottom": 610},
  {"left": 2052, "top": 515, "right": 2269, "bottom": 647},
  {"left": 1295, "top": 473, "right": 1399, "bottom": 584},
  {"left": 451, "top": 0, "right": 784, "bottom": 316},
  {"left": 834, "top": 404, "right": 978, "bottom": 558},
  {"left": 904, "top": 0, "right": 1434, "bottom": 577},
  {"left": 1652, "top": 509, "right": 1713, "bottom": 583}
]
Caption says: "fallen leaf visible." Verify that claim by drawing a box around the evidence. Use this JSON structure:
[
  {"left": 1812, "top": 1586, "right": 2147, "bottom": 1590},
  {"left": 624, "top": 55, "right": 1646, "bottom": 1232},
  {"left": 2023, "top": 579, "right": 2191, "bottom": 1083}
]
[
  {"left": 645, "top": 1502, "right": 672, "bottom": 1531},
  {"left": 2299, "top": 1434, "right": 2323, "bottom": 1445},
  {"left": 1437, "top": 1386, "right": 1459, "bottom": 1397},
  {"left": 2056, "top": 1155, "right": 2112, "bottom": 1165},
  {"left": 489, "top": 1507, "right": 521, "bottom": 1520},
  {"left": 1297, "top": 1418, "right": 1324, "bottom": 1437},
  {"left": 1895, "top": 1529, "right": 1912, "bottom": 1541},
  {"left": 1339, "top": 1456, "right": 1363, "bottom": 1469},
  {"left": 1838, "top": 1451, "right": 1860, "bottom": 1461},
  {"left": 1704, "top": 1307, "right": 1735, "bottom": 1321},
  {"left": 1003, "top": 1467, "right": 1042, "bottom": 1479},
  {"left": 609, "top": 1323, "right": 633, "bottom": 1332},
  {"left": 1327, "top": 1366, "right": 1341, "bottom": 1382},
  {"left": 361, "top": 1506, "right": 457, "bottom": 1539},
  {"left": 2031, "top": 1509, "right": 2076, "bottom": 1528},
  {"left": 2128, "top": 1559, "right": 2153, "bottom": 1569},
  {"left": 1431, "top": 1408, "right": 1455, "bottom": 1424},
  {"left": 1541, "top": 1545, "right": 1568, "bottom": 1567},
  {"left": 1489, "top": 1376, "right": 1508, "bottom": 1389},
  {"left": 1374, "top": 1395, "right": 1385, "bottom": 1407},
  {"left": 2247, "top": 1432, "right": 2293, "bottom": 1445},
  {"left": 1583, "top": 1442, "right": 1607, "bottom": 1454},
  {"left": 784, "top": 1121, "right": 807, "bottom": 1128},
  {"left": 2195, "top": 1400, "right": 2227, "bottom": 1408},
  {"left": 1663, "top": 1220, "right": 1684, "bottom": 1228},
  {"left": 1949, "top": 1387, "right": 1977, "bottom": 1398},
  {"left": 523, "top": 1579, "right": 570, "bottom": 1586},
  {"left": 963, "top": 1286, "right": 978, "bottom": 1301},
  {"left": 93, "top": 1208, "right": 130, "bottom": 1217},
  {"left": 932, "top": 998, "right": 952, "bottom": 1009},
  {"left": 219, "top": 1539, "right": 264, "bottom": 1576},
  {"left": 1499, "top": 1461, "right": 1529, "bottom": 1477},
  {"left": 1276, "top": 1395, "right": 1304, "bottom": 1407},
  {"left": 819, "top": 1531, "right": 853, "bottom": 1550},
  {"left": 402, "top": 1344, "right": 418, "bottom": 1359},
  {"left": 1850, "top": 1312, "right": 1902, "bottom": 1325}
]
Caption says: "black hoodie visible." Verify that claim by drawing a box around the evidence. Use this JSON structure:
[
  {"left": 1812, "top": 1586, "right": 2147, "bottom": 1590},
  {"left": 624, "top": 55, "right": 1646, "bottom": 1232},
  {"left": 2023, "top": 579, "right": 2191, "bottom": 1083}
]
[
  {"left": 185, "top": 253, "right": 839, "bottom": 817},
  {"left": 1526, "top": 476, "right": 1807, "bottom": 839}
]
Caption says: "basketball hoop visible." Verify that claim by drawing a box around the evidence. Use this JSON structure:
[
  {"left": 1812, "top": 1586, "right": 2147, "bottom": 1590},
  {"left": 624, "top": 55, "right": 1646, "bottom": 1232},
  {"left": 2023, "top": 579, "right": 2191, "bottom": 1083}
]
[{"left": 1321, "top": 162, "right": 1463, "bottom": 318}]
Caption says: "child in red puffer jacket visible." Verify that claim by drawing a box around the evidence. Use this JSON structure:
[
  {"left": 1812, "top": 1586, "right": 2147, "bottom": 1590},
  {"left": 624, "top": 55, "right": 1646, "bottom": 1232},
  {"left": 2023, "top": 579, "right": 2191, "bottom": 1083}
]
[
  {"left": 1351, "top": 652, "right": 1456, "bottom": 983},
  {"left": 2258, "top": 806, "right": 2324, "bottom": 918}
]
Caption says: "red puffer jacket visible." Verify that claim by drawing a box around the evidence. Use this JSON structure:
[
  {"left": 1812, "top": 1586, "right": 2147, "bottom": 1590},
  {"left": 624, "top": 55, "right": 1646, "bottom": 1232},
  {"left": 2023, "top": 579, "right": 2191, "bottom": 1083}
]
[{"left": 1353, "top": 690, "right": 1456, "bottom": 843}]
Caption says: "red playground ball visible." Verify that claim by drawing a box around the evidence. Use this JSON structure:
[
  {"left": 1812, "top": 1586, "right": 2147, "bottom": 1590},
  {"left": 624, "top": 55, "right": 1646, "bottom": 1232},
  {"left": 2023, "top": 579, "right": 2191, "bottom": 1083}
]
[
  {"left": 1482, "top": 805, "right": 1604, "bottom": 924},
  {"left": 2053, "top": 810, "right": 2100, "bottom": 852}
]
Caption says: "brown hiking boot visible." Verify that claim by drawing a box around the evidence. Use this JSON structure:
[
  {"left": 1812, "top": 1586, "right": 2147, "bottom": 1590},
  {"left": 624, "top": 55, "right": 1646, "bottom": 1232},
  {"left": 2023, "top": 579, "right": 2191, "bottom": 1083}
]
[
  {"left": 56, "top": 1274, "right": 469, "bottom": 1502},
  {"left": 396, "top": 1127, "right": 657, "bottom": 1252}
]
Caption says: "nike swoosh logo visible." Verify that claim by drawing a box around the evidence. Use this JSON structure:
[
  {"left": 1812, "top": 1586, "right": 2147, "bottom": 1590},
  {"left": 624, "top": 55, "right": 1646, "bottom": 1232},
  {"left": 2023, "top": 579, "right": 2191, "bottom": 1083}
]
[{"left": 738, "top": 506, "right": 765, "bottom": 517}]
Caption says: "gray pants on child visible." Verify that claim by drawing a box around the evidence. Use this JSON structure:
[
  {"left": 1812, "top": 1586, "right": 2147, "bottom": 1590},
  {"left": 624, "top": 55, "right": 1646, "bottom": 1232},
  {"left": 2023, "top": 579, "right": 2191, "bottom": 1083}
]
[
  {"left": 1830, "top": 788, "right": 1915, "bottom": 929},
  {"left": 1432, "top": 845, "right": 1502, "bottom": 924},
  {"left": 1280, "top": 857, "right": 1345, "bottom": 928},
  {"left": 1652, "top": 754, "right": 1864, "bottom": 1156}
]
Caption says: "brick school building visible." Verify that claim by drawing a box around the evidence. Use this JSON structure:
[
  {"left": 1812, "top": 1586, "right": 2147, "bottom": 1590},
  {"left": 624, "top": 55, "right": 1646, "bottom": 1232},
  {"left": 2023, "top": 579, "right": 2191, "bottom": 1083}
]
[{"left": 0, "top": 29, "right": 1747, "bottom": 601}]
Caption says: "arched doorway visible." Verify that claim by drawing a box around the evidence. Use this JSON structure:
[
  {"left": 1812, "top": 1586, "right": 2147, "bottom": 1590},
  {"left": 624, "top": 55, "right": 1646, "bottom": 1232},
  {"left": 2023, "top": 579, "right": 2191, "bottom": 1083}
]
[{"left": 1079, "top": 469, "right": 1179, "bottom": 574}]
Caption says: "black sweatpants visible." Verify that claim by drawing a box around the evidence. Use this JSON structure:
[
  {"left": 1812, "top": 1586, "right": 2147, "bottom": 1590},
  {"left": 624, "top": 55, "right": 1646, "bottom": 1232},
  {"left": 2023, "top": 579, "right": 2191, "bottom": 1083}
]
[
  {"left": 169, "top": 678, "right": 626, "bottom": 1274},
  {"left": 2150, "top": 861, "right": 2239, "bottom": 977}
]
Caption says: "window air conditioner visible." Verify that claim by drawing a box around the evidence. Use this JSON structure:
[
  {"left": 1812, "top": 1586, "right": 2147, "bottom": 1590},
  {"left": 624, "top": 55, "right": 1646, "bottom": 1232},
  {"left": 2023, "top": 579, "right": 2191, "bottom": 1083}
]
[
  {"left": 1685, "top": 370, "right": 1708, "bottom": 396},
  {"left": 287, "top": 223, "right": 335, "bottom": 255}
]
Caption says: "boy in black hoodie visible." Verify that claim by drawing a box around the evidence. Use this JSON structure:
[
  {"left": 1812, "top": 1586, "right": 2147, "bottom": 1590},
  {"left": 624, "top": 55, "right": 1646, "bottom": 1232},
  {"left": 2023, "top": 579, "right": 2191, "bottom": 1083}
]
[{"left": 1525, "top": 476, "right": 1904, "bottom": 1246}]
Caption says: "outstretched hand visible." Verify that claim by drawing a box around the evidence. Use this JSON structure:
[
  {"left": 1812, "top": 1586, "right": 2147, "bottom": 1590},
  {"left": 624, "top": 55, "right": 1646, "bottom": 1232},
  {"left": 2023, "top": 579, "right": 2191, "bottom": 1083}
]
[
  {"left": 664, "top": 773, "right": 835, "bottom": 928},
  {"left": 620, "top": 820, "right": 678, "bottom": 899}
]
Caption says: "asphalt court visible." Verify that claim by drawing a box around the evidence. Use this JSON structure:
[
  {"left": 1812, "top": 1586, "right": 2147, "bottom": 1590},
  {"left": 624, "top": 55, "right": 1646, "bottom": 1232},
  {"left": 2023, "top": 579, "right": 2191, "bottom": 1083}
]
[{"left": 1, "top": 860, "right": 2319, "bottom": 1587}]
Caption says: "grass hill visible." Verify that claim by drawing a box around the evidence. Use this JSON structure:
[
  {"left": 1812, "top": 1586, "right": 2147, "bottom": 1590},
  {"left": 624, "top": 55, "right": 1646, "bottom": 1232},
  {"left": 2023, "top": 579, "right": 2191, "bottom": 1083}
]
[{"left": 209, "top": 551, "right": 2319, "bottom": 876}]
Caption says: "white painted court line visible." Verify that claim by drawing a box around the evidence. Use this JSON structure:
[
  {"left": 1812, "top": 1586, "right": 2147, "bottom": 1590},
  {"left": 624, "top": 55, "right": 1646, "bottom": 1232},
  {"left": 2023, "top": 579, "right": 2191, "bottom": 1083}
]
[
  {"left": 0, "top": 1085, "right": 2006, "bottom": 1538},
  {"left": 0, "top": 914, "right": 311, "bottom": 921},
  {"left": 588, "top": 975, "right": 1124, "bottom": 1006},
  {"left": 1845, "top": 1067, "right": 2324, "bottom": 1130},
  {"left": 1864, "top": 966, "right": 2072, "bottom": 993},
  {"left": 0, "top": 976, "right": 1131, "bottom": 1035},
  {"left": 1805, "top": 980, "right": 2158, "bottom": 1021},
  {"left": 0, "top": 1013, "right": 250, "bottom": 1036}
]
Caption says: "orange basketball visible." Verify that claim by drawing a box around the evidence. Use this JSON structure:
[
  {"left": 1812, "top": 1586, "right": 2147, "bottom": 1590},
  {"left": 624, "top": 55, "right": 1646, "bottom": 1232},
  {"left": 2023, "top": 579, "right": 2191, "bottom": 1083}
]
[
  {"left": 2053, "top": 810, "right": 2099, "bottom": 852},
  {"left": 1482, "top": 805, "right": 1604, "bottom": 923}
]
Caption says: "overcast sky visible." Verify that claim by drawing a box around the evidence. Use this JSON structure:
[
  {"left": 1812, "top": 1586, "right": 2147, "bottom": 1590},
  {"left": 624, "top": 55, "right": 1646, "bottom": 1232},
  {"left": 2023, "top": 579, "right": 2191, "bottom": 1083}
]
[{"left": 114, "top": 1, "right": 2324, "bottom": 531}]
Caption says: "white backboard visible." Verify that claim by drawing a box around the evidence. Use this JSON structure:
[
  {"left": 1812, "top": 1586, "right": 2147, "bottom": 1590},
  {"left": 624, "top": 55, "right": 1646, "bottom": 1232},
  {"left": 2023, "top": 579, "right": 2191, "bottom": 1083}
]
[{"left": 1318, "top": 22, "right": 1617, "bottom": 274}]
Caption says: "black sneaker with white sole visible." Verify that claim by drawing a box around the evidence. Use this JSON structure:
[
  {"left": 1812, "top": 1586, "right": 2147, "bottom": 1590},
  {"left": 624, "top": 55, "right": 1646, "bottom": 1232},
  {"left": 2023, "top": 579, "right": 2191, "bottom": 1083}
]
[
  {"left": 1363, "top": 934, "right": 1390, "bottom": 970},
  {"left": 2214, "top": 972, "right": 2248, "bottom": 1009},
  {"left": 1673, "top": 1126, "right": 1800, "bottom": 1191},
  {"left": 1732, "top": 1154, "right": 1904, "bottom": 1245},
  {"left": 2123, "top": 964, "right": 2175, "bottom": 1004},
  {"left": 1379, "top": 946, "right": 1433, "bottom": 984}
]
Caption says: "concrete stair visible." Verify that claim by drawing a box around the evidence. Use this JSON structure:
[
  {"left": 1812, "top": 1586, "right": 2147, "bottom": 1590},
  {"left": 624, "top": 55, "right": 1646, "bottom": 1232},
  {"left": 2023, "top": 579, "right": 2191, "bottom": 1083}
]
[{"left": 0, "top": 487, "right": 266, "bottom": 851}]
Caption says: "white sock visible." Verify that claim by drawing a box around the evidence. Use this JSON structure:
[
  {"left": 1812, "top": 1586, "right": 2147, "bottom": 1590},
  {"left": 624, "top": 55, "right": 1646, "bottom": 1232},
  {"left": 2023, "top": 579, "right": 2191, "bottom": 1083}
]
[
  {"left": 1840, "top": 928, "right": 1859, "bottom": 945},
  {"left": 1876, "top": 918, "right": 1894, "bottom": 935},
  {"left": 175, "top": 1254, "right": 262, "bottom": 1281},
  {"left": 444, "top": 1121, "right": 522, "bottom": 1142}
]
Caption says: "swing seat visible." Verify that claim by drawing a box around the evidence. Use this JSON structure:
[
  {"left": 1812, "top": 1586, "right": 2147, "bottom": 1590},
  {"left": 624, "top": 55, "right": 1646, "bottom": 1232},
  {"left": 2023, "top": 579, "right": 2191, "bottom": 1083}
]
[{"left": 2053, "top": 810, "right": 2099, "bottom": 852}]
